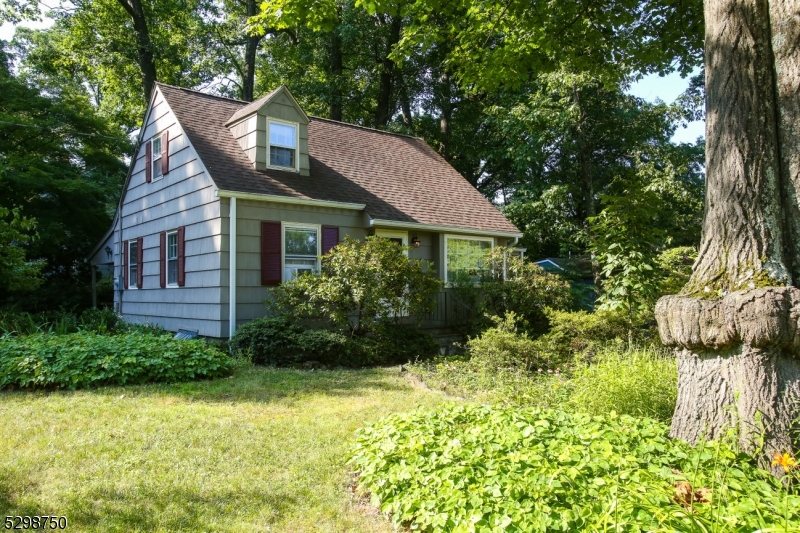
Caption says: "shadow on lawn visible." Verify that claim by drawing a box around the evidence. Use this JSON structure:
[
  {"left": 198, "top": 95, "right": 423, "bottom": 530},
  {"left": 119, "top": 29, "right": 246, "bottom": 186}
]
[{"left": 1, "top": 468, "right": 299, "bottom": 532}]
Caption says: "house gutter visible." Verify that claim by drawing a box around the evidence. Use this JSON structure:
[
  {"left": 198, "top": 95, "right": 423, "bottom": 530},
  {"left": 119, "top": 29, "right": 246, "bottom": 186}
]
[
  {"left": 229, "top": 197, "right": 237, "bottom": 337},
  {"left": 216, "top": 190, "right": 365, "bottom": 211},
  {"left": 369, "top": 218, "right": 523, "bottom": 239}
]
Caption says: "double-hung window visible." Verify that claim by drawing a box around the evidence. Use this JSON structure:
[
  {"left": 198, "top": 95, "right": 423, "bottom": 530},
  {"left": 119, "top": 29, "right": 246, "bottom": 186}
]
[
  {"left": 152, "top": 135, "right": 163, "bottom": 180},
  {"left": 284, "top": 224, "right": 319, "bottom": 281},
  {"left": 445, "top": 235, "right": 493, "bottom": 284},
  {"left": 167, "top": 231, "right": 178, "bottom": 286},
  {"left": 128, "top": 240, "right": 138, "bottom": 289},
  {"left": 269, "top": 121, "right": 297, "bottom": 169}
]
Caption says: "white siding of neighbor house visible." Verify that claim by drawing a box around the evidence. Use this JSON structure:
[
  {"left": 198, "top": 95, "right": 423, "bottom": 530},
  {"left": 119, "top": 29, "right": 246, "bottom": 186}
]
[{"left": 113, "top": 88, "right": 224, "bottom": 337}]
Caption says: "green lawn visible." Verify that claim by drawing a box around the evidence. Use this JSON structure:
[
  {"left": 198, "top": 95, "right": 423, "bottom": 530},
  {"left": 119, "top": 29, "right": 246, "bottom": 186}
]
[{"left": 0, "top": 366, "right": 447, "bottom": 532}]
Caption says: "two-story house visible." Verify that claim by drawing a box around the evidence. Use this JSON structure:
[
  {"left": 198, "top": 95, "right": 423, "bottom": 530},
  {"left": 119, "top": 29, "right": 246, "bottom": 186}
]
[{"left": 90, "top": 83, "right": 522, "bottom": 337}]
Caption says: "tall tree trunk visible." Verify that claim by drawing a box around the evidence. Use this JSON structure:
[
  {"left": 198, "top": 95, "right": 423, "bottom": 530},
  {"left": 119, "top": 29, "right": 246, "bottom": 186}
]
[
  {"left": 656, "top": 0, "right": 800, "bottom": 472},
  {"left": 398, "top": 75, "right": 413, "bottom": 127},
  {"left": 241, "top": 0, "right": 263, "bottom": 102},
  {"left": 438, "top": 71, "right": 451, "bottom": 161},
  {"left": 374, "top": 15, "right": 402, "bottom": 128},
  {"left": 771, "top": 0, "right": 800, "bottom": 283},
  {"left": 572, "top": 84, "right": 600, "bottom": 289},
  {"left": 117, "top": 0, "right": 157, "bottom": 104},
  {"left": 329, "top": 25, "right": 343, "bottom": 121}
]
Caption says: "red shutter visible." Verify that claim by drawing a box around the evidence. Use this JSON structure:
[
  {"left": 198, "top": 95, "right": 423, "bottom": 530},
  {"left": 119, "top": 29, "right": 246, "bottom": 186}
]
[
  {"left": 136, "top": 236, "right": 144, "bottom": 288},
  {"left": 261, "top": 221, "right": 281, "bottom": 285},
  {"left": 123, "top": 240, "right": 129, "bottom": 289},
  {"left": 177, "top": 226, "right": 186, "bottom": 286},
  {"left": 322, "top": 226, "right": 339, "bottom": 255},
  {"left": 159, "top": 231, "right": 166, "bottom": 288},
  {"left": 145, "top": 140, "right": 152, "bottom": 183},
  {"left": 161, "top": 130, "right": 169, "bottom": 174}
]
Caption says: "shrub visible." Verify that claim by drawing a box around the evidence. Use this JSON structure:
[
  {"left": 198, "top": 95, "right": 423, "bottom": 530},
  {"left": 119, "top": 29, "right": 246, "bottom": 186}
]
[
  {"left": 481, "top": 251, "right": 573, "bottom": 334},
  {"left": 465, "top": 313, "right": 547, "bottom": 372},
  {"left": 230, "top": 316, "right": 439, "bottom": 367},
  {"left": 531, "top": 307, "right": 634, "bottom": 365},
  {"left": 229, "top": 316, "right": 306, "bottom": 366},
  {"left": 350, "top": 404, "right": 799, "bottom": 532},
  {"left": 271, "top": 236, "right": 442, "bottom": 335},
  {"left": 0, "top": 331, "right": 231, "bottom": 389},
  {"left": 79, "top": 307, "right": 120, "bottom": 333},
  {"left": 569, "top": 345, "right": 678, "bottom": 423}
]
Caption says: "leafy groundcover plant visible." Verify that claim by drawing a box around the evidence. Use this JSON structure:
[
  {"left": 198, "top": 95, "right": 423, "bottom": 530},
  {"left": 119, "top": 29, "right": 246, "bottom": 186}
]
[
  {"left": 350, "top": 404, "right": 800, "bottom": 532},
  {"left": 0, "top": 331, "right": 231, "bottom": 389}
]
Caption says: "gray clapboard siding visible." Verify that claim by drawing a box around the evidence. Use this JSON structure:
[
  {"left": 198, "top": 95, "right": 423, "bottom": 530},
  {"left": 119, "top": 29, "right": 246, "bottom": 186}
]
[
  {"left": 114, "top": 87, "right": 224, "bottom": 337},
  {"left": 218, "top": 198, "right": 367, "bottom": 327}
]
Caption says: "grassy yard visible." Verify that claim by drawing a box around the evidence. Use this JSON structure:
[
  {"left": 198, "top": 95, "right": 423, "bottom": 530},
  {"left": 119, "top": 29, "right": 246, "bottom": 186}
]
[{"left": 0, "top": 366, "right": 447, "bottom": 532}]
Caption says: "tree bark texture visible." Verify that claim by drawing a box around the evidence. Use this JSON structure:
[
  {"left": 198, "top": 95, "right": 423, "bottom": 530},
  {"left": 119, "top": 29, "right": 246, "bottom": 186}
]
[
  {"left": 657, "top": 0, "right": 800, "bottom": 470},
  {"left": 687, "top": 0, "right": 788, "bottom": 295},
  {"left": 657, "top": 289, "right": 800, "bottom": 462},
  {"left": 770, "top": 0, "right": 800, "bottom": 283},
  {"left": 117, "top": 0, "right": 157, "bottom": 104}
]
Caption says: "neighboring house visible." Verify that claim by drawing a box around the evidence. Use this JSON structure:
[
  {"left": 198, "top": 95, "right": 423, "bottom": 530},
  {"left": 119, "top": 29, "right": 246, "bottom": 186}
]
[
  {"left": 91, "top": 83, "right": 522, "bottom": 338},
  {"left": 533, "top": 256, "right": 596, "bottom": 309}
]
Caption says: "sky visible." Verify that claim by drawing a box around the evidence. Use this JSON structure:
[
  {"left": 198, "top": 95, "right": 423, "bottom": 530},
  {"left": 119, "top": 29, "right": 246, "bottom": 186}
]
[{"left": 2, "top": 18, "right": 704, "bottom": 144}]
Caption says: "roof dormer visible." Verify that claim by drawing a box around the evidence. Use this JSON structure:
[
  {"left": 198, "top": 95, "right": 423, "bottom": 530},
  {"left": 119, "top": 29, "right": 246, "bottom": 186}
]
[{"left": 225, "top": 86, "right": 311, "bottom": 176}]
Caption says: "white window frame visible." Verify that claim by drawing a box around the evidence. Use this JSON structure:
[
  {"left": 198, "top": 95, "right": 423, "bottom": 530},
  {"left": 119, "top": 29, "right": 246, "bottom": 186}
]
[
  {"left": 375, "top": 229, "right": 409, "bottom": 257},
  {"left": 151, "top": 134, "right": 163, "bottom": 181},
  {"left": 443, "top": 234, "right": 495, "bottom": 285},
  {"left": 267, "top": 118, "right": 300, "bottom": 172},
  {"left": 128, "top": 240, "right": 139, "bottom": 290},
  {"left": 166, "top": 230, "right": 178, "bottom": 287},
  {"left": 281, "top": 222, "right": 321, "bottom": 282}
]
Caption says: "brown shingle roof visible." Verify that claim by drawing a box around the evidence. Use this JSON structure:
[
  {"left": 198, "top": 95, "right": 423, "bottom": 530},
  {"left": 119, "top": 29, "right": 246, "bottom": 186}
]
[{"left": 157, "top": 83, "right": 521, "bottom": 235}]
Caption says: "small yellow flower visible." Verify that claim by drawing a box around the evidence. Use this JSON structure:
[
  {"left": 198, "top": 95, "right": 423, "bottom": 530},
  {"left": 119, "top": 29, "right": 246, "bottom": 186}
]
[{"left": 772, "top": 452, "right": 797, "bottom": 473}]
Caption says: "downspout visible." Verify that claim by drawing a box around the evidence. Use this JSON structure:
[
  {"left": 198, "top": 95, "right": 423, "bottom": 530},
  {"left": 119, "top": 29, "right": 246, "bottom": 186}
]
[{"left": 229, "top": 197, "right": 237, "bottom": 337}]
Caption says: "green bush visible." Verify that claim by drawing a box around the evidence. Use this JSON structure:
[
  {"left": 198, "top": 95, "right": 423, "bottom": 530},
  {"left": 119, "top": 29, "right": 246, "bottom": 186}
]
[
  {"left": 569, "top": 345, "right": 677, "bottom": 423},
  {"left": 79, "top": 307, "right": 120, "bottom": 333},
  {"left": 271, "top": 236, "right": 442, "bottom": 335},
  {"left": 229, "top": 316, "right": 306, "bottom": 366},
  {"left": 0, "top": 331, "right": 232, "bottom": 389},
  {"left": 351, "top": 403, "right": 799, "bottom": 532},
  {"left": 531, "top": 307, "right": 634, "bottom": 365},
  {"left": 465, "top": 313, "right": 549, "bottom": 372},
  {"left": 481, "top": 251, "right": 573, "bottom": 334},
  {"left": 230, "top": 316, "right": 439, "bottom": 367}
]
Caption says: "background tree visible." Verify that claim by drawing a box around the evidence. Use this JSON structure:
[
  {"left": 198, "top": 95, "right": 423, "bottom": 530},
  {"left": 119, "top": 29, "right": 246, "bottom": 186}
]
[
  {"left": 0, "top": 45, "right": 129, "bottom": 310},
  {"left": 0, "top": 207, "right": 43, "bottom": 293}
]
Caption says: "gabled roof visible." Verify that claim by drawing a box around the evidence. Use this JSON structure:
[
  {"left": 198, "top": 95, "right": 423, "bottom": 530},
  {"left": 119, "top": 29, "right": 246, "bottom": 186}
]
[
  {"left": 157, "top": 83, "right": 521, "bottom": 236},
  {"left": 224, "top": 85, "right": 309, "bottom": 126}
]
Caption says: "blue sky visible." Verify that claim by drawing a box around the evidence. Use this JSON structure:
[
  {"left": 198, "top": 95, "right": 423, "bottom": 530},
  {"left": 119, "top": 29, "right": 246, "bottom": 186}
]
[
  {"left": 3, "top": 19, "right": 704, "bottom": 144},
  {"left": 628, "top": 71, "right": 705, "bottom": 144}
]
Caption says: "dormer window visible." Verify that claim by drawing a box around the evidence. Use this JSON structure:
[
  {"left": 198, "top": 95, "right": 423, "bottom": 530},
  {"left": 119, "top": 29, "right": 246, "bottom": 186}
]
[
  {"left": 269, "top": 121, "right": 297, "bottom": 169},
  {"left": 152, "top": 135, "right": 163, "bottom": 179}
]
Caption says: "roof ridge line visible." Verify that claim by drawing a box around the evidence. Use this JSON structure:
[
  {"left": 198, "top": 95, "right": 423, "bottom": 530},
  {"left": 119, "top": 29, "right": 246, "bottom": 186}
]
[
  {"left": 156, "top": 82, "right": 248, "bottom": 104},
  {"left": 309, "top": 115, "right": 422, "bottom": 140}
]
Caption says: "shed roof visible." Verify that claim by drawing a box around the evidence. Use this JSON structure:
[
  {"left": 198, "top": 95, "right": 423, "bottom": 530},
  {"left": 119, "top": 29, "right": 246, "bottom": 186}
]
[{"left": 157, "top": 83, "right": 521, "bottom": 236}]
